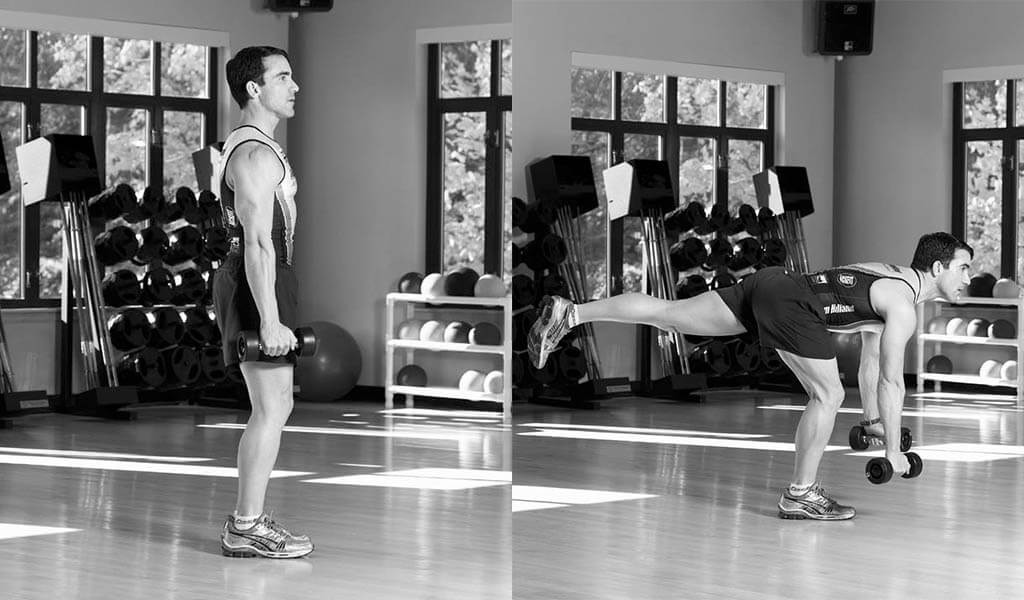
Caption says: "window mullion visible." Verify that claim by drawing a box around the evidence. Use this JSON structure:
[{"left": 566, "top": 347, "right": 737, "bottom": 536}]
[
  {"left": 952, "top": 82, "right": 966, "bottom": 239},
  {"left": 425, "top": 44, "right": 442, "bottom": 274}
]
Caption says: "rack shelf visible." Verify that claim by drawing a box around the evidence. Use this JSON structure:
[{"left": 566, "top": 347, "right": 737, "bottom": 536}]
[{"left": 384, "top": 292, "right": 512, "bottom": 421}]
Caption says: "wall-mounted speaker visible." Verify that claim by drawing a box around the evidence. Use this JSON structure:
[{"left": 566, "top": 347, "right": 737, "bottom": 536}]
[
  {"left": 817, "top": 0, "right": 875, "bottom": 56},
  {"left": 268, "top": 0, "right": 333, "bottom": 12}
]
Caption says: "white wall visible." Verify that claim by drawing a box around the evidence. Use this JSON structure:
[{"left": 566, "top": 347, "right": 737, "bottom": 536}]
[
  {"left": 833, "top": 0, "right": 1024, "bottom": 265},
  {"left": 513, "top": 0, "right": 836, "bottom": 379},
  {"left": 288, "top": 0, "right": 510, "bottom": 387},
  {"left": 0, "top": 0, "right": 288, "bottom": 393}
]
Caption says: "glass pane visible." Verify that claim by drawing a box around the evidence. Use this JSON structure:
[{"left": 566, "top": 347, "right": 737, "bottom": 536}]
[
  {"left": 726, "top": 81, "right": 766, "bottom": 129},
  {"left": 622, "top": 134, "right": 661, "bottom": 294},
  {"left": 963, "top": 80, "right": 1006, "bottom": 129},
  {"left": 0, "top": 101, "right": 24, "bottom": 299},
  {"left": 677, "top": 76, "right": 718, "bottom": 126},
  {"left": 570, "top": 67, "right": 612, "bottom": 120},
  {"left": 41, "top": 103, "right": 85, "bottom": 135},
  {"left": 440, "top": 41, "right": 490, "bottom": 99},
  {"left": 621, "top": 72, "right": 664, "bottom": 123},
  {"left": 727, "top": 140, "right": 763, "bottom": 214},
  {"left": 164, "top": 111, "right": 204, "bottom": 192},
  {"left": 39, "top": 203, "right": 63, "bottom": 298},
  {"left": 442, "top": 111, "right": 485, "bottom": 273},
  {"left": 1019, "top": 140, "right": 1024, "bottom": 281},
  {"left": 1017, "top": 80, "right": 1024, "bottom": 128},
  {"left": 500, "top": 39, "right": 511, "bottom": 96},
  {"left": 571, "top": 130, "right": 609, "bottom": 299},
  {"left": 106, "top": 107, "right": 150, "bottom": 193},
  {"left": 966, "top": 140, "right": 1002, "bottom": 276},
  {"left": 0, "top": 28, "right": 27, "bottom": 87},
  {"left": 38, "top": 31, "right": 89, "bottom": 91},
  {"left": 104, "top": 37, "right": 152, "bottom": 95},
  {"left": 503, "top": 111, "right": 512, "bottom": 285},
  {"left": 679, "top": 136, "right": 716, "bottom": 209},
  {"left": 161, "top": 42, "right": 208, "bottom": 98}
]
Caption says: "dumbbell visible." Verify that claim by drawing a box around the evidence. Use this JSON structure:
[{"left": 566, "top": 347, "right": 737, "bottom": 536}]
[
  {"left": 866, "top": 452, "right": 923, "bottom": 484},
  {"left": 557, "top": 345, "right": 587, "bottom": 383},
  {"left": 760, "top": 238, "right": 787, "bottom": 267},
  {"left": 540, "top": 273, "right": 571, "bottom": 301},
  {"left": 664, "top": 204, "right": 695, "bottom": 235},
  {"left": 88, "top": 183, "right": 136, "bottom": 221},
  {"left": 691, "top": 339, "right": 732, "bottom": 376},
  {"left": 737, "top": 204, "right": 762, "bottom": 236},
  {"left": 149, "top": 307, "right": 186, "bottom": 348},
  {"left": 198, "top": 345, "right": 227, "bottom": 385},
  {"left": 101, "top": 269, "right": 142, "bottom": 307},
  {"left": 512, "top": 274, "right": 535, "bottom": 309},
  {"left": 181, "top": 306, "right": 220, "bottom": 347},
  {"left": 730, "top": 337, "right": 762, "bottom": 373},
  {"left": 675, "top": 274, "right": 709, "bottom": 299},
  {"left": 523, "top": 233, "right": 568, "bottom": 272},
  {"left": 197, "top": 190, "right": 222, "bottom": 222},
  {"left": 161, "top": 346, "right": 202, "bottom": 386},
  {"left": 704, "top": 237, "right": 734, "bottom": 270},
  {"left": 172, "top": 268, "right": 207, "bottom": 305},
  {"left": 124, "top": 185, "right": 163, "bottom": 224},
  {"left": 141, "top": 267, "right": 176, "bottom": 306},
  {"left": 849, "top": 424, "right": 913, "bottom": 452},
  {"left": 236, "top": 326, "right": 318, "bottom": 362},
  {"left": 706, "top": 203, "right": 731, "bottom": 233},
  {"left": 132, "top": 223, "right": 169, "bottom": 266},
  {"left": 161, "top": 186, "right": 204, "bottom": 224},
  {"left": 669, "top": 238, "right": 708, "bottom": 271},
  {"left": 511, "top": 197, "right": 528, "bottom": 231},
  {"left": 116, "top": 347, "right": 166, "bottom": 388},
  {"left": 108, "top": 308, "right": 153, "bottom": 351},
  {"left": 728, "top": 237, "right": 763, "bottom": 271},
  {"left": 512, "top": 309, "right": 537, "bottom": 352},
  {"left": 202, "top": 227, "right": 231, "bottom": 262},
  {"left": 94, "top": 226, "right": 141, "bottom": 266},
  {"left": 709, "top": 272, "right": 737, "bottom": 290},
  {"left": 164, "top": 225, "right": 205, "bottom": 265}
]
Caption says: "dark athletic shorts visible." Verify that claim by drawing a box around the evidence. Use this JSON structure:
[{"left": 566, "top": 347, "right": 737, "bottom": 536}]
[
  {"left": 212, "top": 252, "right": 299, "bottom": 367},
  {"left": 714, "top": 266, "right": 836, "bottom": 360}
]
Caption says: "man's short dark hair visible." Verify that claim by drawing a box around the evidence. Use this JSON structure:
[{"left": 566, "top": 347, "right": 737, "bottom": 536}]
[
  {"left": 911, "top": 232, "right": 974, "bottom": 271},
  {"left": 226, "top": 46, "right": 290, "bottom": 109}
]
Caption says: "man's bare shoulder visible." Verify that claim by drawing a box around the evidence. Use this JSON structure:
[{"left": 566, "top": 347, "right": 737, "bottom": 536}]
[{"left": 227, "top": 141, "right": 281, "bottom": 177}]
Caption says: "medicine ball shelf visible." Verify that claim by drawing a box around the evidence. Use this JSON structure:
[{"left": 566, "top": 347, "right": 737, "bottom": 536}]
[
  {"left": 384, "top": 292, "right": 512, "bottom": 421},
  {"left": 915, "top": 294, "right": 1024, "bottom": 408}
]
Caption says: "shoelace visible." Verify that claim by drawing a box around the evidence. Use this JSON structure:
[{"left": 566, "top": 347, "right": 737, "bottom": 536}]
[{"left": 805, "top": 485, "right": 838, "bottom": 511}]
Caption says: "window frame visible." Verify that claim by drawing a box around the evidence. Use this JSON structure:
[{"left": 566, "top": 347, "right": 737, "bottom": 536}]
[
  {"left": 425, "top": 40, "right": 511, "bottom": 276},
  {"left": 952, "top": 79, "right": 1021, "bottom": 278},
  {"left": 0, "top": 30, "right": 217, "bottom": 308},
  {"left": 571, "top": 72, "right": 775, "bottom": 296}
]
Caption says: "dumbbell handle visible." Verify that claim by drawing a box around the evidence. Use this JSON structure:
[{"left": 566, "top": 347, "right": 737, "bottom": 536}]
[{"left": 236, "top": 327, "right": 317, "bottom": 362}]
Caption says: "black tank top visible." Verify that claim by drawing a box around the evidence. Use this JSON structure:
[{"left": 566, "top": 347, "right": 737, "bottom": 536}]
[
  {"left": 799, "top": 264, "right": 921, "bottom": 331},
  {"left": 216, "top": 125, "right": 297, "bottom": 266}
]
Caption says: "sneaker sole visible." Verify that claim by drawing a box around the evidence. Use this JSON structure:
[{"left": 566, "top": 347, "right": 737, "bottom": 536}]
[
  {"left": 528, "top": 297, "right": 555, "bottom": 368},
  {"left": 777, "top": 508, "right": 855, "bottom": 521},
  {"left": 221, "top": 542, "right": 314, "bottom": 559}
]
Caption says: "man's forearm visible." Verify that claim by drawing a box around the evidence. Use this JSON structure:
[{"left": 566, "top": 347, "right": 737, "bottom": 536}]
[
  {"left": 876, "top": 378, "right": 905, "bottom": 451},
  {"left": 243, "top": 242, "right": 281, "bottom": 327}
]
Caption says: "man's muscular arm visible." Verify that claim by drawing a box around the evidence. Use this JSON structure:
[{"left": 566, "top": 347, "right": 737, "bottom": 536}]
[
  {"left": 228, "top": 143, "right": 295, "bottom": 357},
  {"left": 858, "top": 330, "right": 881, "bottom": 430},
  {"left": 874, "top": 295, "right": 916, "bottom": 473}
]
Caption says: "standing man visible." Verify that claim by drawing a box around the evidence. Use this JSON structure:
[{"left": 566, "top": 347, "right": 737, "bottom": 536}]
[
  {"left": 529, "top": 232, "right": 973, "bottom": 520},
  {"left": 212, "top": 46, "right": 312, "bottom": 558}
]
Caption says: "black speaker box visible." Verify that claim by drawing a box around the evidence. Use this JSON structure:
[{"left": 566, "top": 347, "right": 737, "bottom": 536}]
[
  {"left": 0, "top": 138, "right": 10, "bottom": 196},
  {"left": 753, "top": 166, "right": 814, "bottom": 217},
  {"left": 268, "top": 0, "right": 333, "bottom": 12},
  {"left": 15, "top": 134, "right": 101, "bottom": 205},
  {"left": 528, "top": 155, "right": 599, "bottom": 216},
  {"left": 817, "top": 0, "right": 875, "bottom": 56}
]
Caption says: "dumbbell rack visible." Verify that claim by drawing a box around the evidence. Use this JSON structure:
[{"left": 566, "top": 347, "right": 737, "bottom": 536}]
[
  {"left": 85, "top": 183, "right": 243, "bottom": 414},
  {"left": 915, "top": 294, "right": 1024, "bottom": 408},
  {"left": 384, "top": 293, "right": 512, "bottom": 421}
]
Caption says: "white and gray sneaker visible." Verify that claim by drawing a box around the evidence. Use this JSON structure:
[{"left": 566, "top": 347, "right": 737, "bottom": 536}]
[
  {"left": 777, "top": 484, "right": 856, "bottom": 521},
  {"left": 528, "top": 295, "right": 575, "bottom": 369}
]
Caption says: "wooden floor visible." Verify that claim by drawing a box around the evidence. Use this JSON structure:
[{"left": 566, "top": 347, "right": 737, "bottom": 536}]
[
  {"left": 0, "top": 401, "right": 510, "bottom": 600},
  {"left": 3, "top": 388, "right": 1024, "bottom": 599},
  {"left": 514, "top": 388, "right": 1024, "bottom": 600}
]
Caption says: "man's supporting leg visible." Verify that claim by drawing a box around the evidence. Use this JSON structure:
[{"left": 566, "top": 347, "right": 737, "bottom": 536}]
[
  {"left": 236, "top": 361, "right": 294, "bottom": 517},
  {"left": 774, "top": 350, "right": 855, "bottom": 520}
]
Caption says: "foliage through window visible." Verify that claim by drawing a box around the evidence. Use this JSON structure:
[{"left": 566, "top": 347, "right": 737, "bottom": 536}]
[
  {"left": 427, "top": 39, "right": 511, "bottom": 281},
  {"left": 570, "top": 66, "right": 773, "bottom": 298},
  {"left": 0, "top": 27, "right": 216, "bottom": 306},
  {"left": 953, "top": 79, "right": 1024, "bottom": 281}
]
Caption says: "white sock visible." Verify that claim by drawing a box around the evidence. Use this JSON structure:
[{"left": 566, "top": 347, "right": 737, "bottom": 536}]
[
  {"left": 232, "top": 513, "right": 260, "bottom": 530},
  {"left": 788, "top": 482, "right": 813, "bottom": 496},
  {"left": 566, "top": 302, "right": 579, "bottom": 328}
]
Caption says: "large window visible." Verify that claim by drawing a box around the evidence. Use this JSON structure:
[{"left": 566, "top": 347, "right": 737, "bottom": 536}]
[
  {"left": 426, "top": 39, "right": 512, "bottom": 281},
  {"left": 953, "top": 79, "right": 1024, "bottom": 280},
  {"left": 571, "top": 66, "right": 774, "bottom": 297},
  {"left": 0, "top": 27, "right": 217, "bottom": 307}
]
